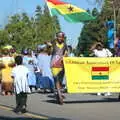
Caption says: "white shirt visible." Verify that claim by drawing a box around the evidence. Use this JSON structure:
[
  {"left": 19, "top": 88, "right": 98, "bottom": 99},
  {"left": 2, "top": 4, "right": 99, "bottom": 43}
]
[
  {"left": 37, "top": 53, "right": 53, "bottom": 80},
  {"left": 23, "top": 56, "right": 35, "bottom": 72},
  {"left": 11, "top": 65, "right": 31, "bottom": 94},
  {"left": 93, "top": 48, "right": 112, "bottom": 57},
  {"left": 68, "top": 53, "right": 75, "bottom": 57}
]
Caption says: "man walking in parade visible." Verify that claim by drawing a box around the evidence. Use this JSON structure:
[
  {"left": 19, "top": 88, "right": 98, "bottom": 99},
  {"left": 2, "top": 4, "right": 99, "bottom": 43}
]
[{"left": 50, "top": 31, "right": 68, "bottom": 105}]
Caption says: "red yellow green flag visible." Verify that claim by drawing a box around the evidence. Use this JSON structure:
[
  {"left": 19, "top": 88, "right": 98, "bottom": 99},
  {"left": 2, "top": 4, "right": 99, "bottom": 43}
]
[
  {"left": 91, "top": 67, "right": 109, "bottom": 80},
  {"left": 46, "top": 0, "right": 95, "bottom": 22}
]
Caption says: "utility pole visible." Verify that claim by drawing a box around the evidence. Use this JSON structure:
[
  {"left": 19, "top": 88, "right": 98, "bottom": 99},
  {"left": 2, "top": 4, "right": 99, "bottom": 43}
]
[
  {"left": 113, "top": 0, "right": 116, "bottom": 40},
  {"left": 113, "top": 0, "right": 120, "bottom": 38}
]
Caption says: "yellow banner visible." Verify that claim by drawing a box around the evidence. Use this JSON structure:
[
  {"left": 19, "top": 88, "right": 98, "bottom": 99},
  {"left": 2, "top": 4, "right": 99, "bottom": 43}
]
[{"left": 63, "top": 57, "right": 120, "bottom": 93}]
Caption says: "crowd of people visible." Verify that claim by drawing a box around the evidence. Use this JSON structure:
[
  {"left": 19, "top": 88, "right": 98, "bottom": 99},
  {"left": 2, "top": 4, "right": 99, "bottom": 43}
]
[
  {"left": 0, "top": 31, "right": 120, "bottom": 113},
  {"left": 0, "top": 31, "right": 76, "bottom": 113}
]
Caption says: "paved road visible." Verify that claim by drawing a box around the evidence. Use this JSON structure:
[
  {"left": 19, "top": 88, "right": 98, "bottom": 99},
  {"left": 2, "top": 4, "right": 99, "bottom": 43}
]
[{"left": 0, "top": 92, "right": 120, "bottom": 120}]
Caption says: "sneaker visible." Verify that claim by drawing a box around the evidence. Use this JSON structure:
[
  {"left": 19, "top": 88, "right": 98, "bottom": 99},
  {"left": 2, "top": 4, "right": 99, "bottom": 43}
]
[
  {"left": 97, "top": 93, "right": 101, "bottom": 96},
  {"left": 50, "top": 89, "right": 54, "bottom": 93},
  {"left": 21, "top": 108, "right": 27, "bottom": 113},
  {"left": 7, "top": 92, "right": 12, "bottom": 96},
  {"left": 13, "top": 107, "right": 21, "bottom": 114},
  {"left": 104, "top": 92, "right": 111, "bottom": 96},
  {"left": 37, "top": 88, "right": 41, "bottom": 91},
  {"left": 2, "top": 91, "right": 5, "bottom": 96}
]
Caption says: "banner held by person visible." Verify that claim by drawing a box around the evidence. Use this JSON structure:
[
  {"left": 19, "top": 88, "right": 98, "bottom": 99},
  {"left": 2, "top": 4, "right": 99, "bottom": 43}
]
[{"left": 63, "top": 57, "right": 120, "bottom": 93}]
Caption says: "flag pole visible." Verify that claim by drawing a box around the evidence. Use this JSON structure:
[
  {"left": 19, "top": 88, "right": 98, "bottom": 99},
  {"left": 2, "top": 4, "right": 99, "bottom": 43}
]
[{"left": 113, "top": 2, "right": 116, "bottom": 42}]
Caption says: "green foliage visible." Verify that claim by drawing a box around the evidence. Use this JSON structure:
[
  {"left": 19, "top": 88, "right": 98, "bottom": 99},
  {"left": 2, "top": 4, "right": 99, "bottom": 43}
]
[
  {"left": 76, "top": 8, "right": 102, "bottom": 56},
  {"left": 0, "top": 5, "right": 61, "bottom": 52},
  {"left": 76, "top": 0, "right": 120, "bottom": 56}
]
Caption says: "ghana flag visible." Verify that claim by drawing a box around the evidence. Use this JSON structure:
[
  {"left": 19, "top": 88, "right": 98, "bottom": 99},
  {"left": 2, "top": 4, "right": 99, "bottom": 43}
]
[
  {"left": 46, "top": 0, "right": 95, "bottom": 22},
  {"left": 91, "top": 67, "right": 109, "bottom": 80}
]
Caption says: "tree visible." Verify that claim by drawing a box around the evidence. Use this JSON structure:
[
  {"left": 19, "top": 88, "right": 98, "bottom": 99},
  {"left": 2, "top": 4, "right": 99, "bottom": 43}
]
[
  {"left": 0, "top": 4, "right": 61, "bottom": 52},
  {"left": 33, "top": 4, "right": 61, "bottom": 47},
  {"left": 76, "top": 0, "right": 120, "bottom": 56},
  {"left": 76, "top": 8, "right": 101, "bottom": 56},
  {"left": 0, "top": 30, "right": 9, "bottom": 48},
  {"left": 35, "top": 5, "right": 42, "bottom": 22},
  {"left": 95, "top": 0, "right": 120, "bottom": 31}
]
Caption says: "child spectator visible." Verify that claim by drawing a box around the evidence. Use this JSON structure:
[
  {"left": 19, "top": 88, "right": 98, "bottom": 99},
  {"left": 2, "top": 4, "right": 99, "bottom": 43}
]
[{"left": 11, "top": 56, "right": 30, "bottom": 113}]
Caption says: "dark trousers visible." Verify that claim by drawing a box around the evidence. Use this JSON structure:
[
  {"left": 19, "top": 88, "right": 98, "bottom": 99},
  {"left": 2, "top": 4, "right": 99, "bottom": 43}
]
[{"left": 16, "top": 92, "right": 27, "bottom": 110}]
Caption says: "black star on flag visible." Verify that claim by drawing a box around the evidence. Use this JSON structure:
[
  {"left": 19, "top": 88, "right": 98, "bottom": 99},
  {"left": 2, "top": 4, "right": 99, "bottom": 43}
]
[{"left": 68, "top": 6, "right": 74, "bottom": 12}]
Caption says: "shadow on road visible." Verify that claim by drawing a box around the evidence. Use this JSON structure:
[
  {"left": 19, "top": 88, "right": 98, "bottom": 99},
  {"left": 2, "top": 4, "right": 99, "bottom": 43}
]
[
  {"left": 44, "top": 97, "right": 120, "bottom": 104},
  {"left": 43, "top": 100, "right": 57, "bottom": 104},
  {"left": 64, "top": 97, "right": 120, "bottom": 104},
  {"left": 47, "top": 94, "right": 56, "bottom": 98}
]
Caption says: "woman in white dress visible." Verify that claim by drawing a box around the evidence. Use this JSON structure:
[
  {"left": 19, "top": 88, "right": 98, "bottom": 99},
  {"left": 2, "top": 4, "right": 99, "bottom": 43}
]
[
  {"left": 22, "top": 49, "right": 37, "bottom": 92},
  {"left": 37, "top": 44, "right": 54, "bottom": 92},
  {"left": 91, "top": 43, "right": 113, "bottom": 96}
]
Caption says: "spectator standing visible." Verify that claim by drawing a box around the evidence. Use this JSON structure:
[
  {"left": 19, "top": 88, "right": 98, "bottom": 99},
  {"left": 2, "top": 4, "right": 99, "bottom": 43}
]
[
  {"left": 114, "top": 36, "right": 120, "bottom": 57},
  {"left": 91, "top": 42, "right": 112, "bottom": 96},
  {"left": 11, "top": 56, "right": 30, "bottom": 113},
  {"left": 67, "top": 45, "right": 75, "bottom": 57},
  {"left": 22, "top": 48, "right": 37, "bottom": 92},
  {"left": 0, "top": 46, "right": 15, "bottom": 95},
  {"left": 37, "top": 44, "right": 54, "bottom": 92}
]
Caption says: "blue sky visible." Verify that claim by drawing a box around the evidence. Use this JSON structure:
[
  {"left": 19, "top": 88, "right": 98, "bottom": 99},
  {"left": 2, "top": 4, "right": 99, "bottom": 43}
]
[{"left": 0, "top": 0, "right": 97, "bottom": 48}]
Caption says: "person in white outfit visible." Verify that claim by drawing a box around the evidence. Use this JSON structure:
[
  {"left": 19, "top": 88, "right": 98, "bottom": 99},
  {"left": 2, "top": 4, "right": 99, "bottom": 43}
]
[
  {"left": 91, "top": 43, "right": 113, "bottom": 96},
  {"left": 93, "top": 44, "right": 112, "bottom": 58},
  {"left": 11, "top": 56, "right": 31, "bottom": 113},
  {"left": 67, "top": 45, "right": 75, "bottom": 57},
  {"left": 37, "top": 44, "right": 54, "bottom": 92},
  {"left": 22, "top": 49, "right": 37, "bottom": 92}
]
